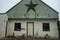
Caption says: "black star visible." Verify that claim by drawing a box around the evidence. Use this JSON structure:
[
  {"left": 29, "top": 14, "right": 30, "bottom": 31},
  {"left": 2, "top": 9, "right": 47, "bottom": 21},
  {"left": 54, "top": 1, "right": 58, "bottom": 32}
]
[{"left": 25, "top": 0, "right": 38, "bottom": 13}]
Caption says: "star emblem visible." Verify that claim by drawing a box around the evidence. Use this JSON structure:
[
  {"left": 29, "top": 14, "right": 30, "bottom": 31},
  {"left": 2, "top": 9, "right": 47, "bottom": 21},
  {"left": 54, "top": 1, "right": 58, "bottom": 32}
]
[{"left": 25, "top": 0, "right": 38, "bottom": 13}]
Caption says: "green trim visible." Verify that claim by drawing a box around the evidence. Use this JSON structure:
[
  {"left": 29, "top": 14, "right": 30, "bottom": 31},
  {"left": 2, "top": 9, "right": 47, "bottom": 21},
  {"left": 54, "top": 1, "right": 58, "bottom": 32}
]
[{"left": 8, "top": 18, "right": 58, "bottom": 20}]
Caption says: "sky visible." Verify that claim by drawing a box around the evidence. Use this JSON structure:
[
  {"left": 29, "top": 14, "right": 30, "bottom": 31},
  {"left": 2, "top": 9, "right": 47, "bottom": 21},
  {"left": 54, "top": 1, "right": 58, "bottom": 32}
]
[{"left": 0, "top": 0, "right": 60, "bottom": 20}]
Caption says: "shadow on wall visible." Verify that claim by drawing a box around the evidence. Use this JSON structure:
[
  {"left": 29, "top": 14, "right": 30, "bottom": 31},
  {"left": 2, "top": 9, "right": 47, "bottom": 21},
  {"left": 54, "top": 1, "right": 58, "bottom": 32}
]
[{"left": 58, "top": 21, "right": 60, "bottom": 38}]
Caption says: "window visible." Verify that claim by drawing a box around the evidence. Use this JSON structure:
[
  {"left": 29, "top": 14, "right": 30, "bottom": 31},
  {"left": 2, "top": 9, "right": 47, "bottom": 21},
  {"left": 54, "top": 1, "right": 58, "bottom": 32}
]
[
  {"left": 43, "top": 23, "right": 50, "bottom": 31},
  {"left": 14, "top": 23, "right": 21, "bottom": 31}
]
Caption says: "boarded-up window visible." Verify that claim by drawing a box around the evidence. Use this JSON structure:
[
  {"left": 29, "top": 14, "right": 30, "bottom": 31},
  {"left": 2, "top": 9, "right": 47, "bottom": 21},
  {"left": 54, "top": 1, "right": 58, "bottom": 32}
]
[
  {"left": 43, "top": 23, "right": 50, "bottom": 31},
  {"left": 14, "top": 23, "right": 21, "bottom": 31}
]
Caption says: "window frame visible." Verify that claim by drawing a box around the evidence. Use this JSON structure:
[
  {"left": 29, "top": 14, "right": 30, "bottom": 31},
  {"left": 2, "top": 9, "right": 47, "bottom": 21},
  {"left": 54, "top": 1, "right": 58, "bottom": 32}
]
[
  {"left": 43, "top": 23, "right": 50, "bottom": 31},
  {"left": 14, "top": 23, "right": 21, "bottom": 31}
]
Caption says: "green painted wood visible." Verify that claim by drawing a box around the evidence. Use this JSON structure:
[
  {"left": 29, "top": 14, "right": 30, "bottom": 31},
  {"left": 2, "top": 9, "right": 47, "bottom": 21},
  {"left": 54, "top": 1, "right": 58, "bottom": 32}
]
[{"left": 6, "top": 0, "right": 58, "bottom": 19}]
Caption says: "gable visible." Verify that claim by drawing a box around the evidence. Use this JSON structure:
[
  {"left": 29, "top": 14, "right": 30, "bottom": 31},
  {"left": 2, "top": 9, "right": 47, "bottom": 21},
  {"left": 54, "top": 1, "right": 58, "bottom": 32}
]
[{"left": 6, "top": 0, "right": 58, "bottom": 19}]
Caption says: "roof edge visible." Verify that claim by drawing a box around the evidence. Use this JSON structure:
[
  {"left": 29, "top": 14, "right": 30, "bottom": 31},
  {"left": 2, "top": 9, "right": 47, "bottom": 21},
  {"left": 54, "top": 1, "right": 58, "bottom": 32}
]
[
  {"left": 0, "top": 13, "right": 6, "bottom": 15},
  {"left": 40, "top": 0, "right": 59, "bottom": 14},
  {"left": 5, "top": 0, "right": 23, "bottom": 13},
  {"left": 8, "top": 18, "right": 58, "bottom": 21}
]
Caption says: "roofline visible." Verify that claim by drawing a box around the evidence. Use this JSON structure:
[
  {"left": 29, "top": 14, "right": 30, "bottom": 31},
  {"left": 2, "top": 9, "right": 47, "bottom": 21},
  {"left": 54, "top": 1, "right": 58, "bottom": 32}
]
[
  {"left": 6, "top": 0, "right": 23, "bottom": 13},
  {"left": 40, "top": 0, "right": 59, "bottom": 14},
  {"left": 0, "top": 13, "right": 6, "bottom": 15},
  {"left": 8, "top": 18, "right": 58, "bottom": 21},
  {"left": 5, "top": 0, "right": 59, "bottom": 14},
  {"left": 8, "top": 18, "right": 58, "bottom": 20}
]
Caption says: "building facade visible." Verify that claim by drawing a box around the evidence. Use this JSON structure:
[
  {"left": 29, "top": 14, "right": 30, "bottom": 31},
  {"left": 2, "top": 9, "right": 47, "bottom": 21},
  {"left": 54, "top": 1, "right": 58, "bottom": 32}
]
[{"left": 0, "top": 0, "right": 59, "bottom": 38}]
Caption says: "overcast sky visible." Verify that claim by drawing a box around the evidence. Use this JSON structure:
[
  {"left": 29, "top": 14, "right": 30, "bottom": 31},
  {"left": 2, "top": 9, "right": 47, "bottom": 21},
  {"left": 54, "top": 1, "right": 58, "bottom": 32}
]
[{"left": 0, "top": 0, "right": 60, "bottom": 20}]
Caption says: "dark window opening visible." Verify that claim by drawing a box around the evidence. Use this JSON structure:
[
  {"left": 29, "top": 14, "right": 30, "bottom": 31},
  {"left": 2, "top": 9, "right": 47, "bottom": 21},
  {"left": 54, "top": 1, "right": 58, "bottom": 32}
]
[
  {"left": 14, "top": 23, "right": 21, "bottom": 31},
  {"left": 43, "top": 23, "right": 50, "bottom": 31}
]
